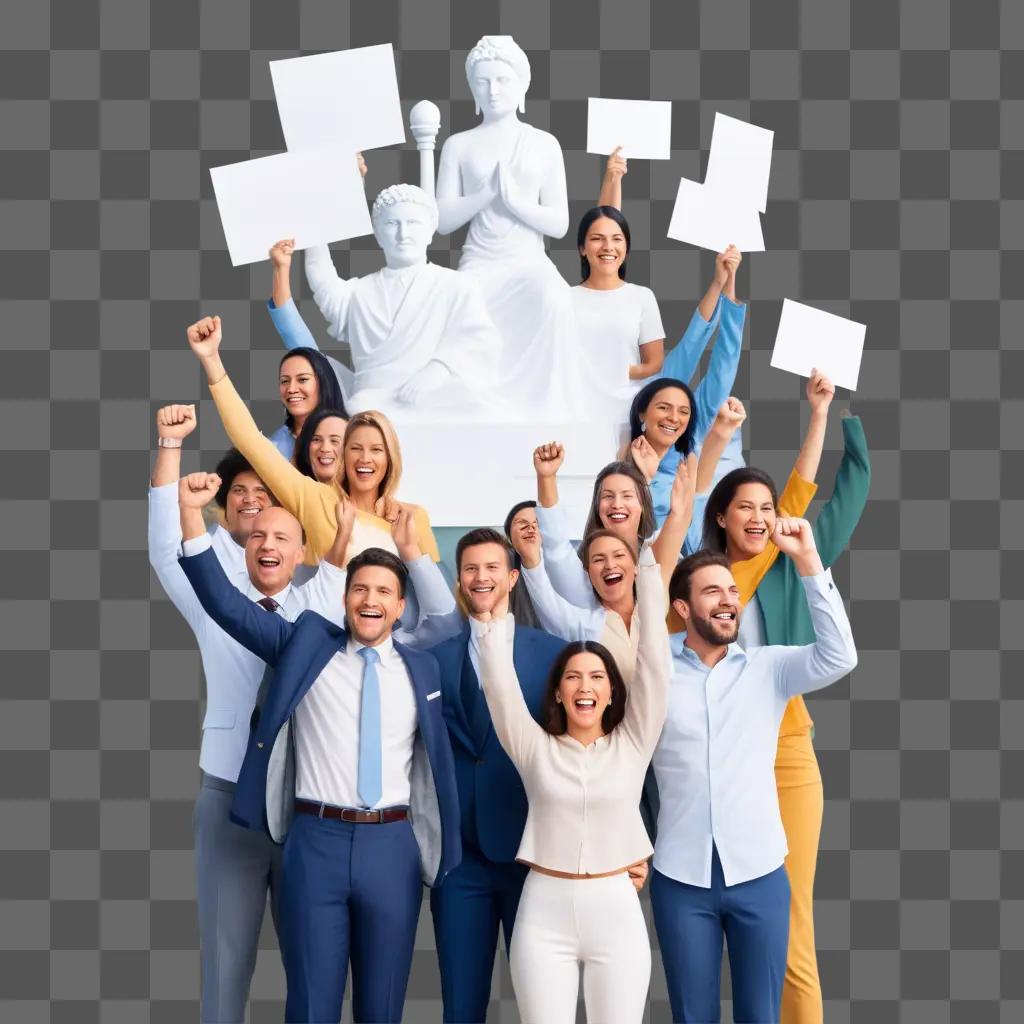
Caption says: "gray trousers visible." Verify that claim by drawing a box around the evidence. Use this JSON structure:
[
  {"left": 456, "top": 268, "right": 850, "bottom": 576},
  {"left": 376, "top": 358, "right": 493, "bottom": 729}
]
[{"left": 194, "top": 772, "right": 284, "bottom": 1024}]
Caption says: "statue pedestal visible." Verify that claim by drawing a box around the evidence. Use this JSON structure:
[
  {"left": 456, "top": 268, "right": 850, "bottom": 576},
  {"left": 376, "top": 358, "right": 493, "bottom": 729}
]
[{"left": 391, "top": 416, "right": 623, "bottom": 531}]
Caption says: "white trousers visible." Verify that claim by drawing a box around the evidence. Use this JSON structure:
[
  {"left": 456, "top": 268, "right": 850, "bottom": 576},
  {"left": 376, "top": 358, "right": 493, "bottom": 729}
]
[{"left": 509, "top": 869, "right": 651, "bottom": 1024}]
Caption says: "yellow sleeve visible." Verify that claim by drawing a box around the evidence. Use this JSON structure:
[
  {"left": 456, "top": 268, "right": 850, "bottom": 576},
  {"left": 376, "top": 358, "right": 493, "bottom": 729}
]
[
  {"left": 732, "top": 470, "right": 818, "bottom": 607},
  {"left": 208, "top": 374, "right": 336, "bottom": 557},
  {"left": 413, "top": 505, "right": 441, "bottom": 562}
]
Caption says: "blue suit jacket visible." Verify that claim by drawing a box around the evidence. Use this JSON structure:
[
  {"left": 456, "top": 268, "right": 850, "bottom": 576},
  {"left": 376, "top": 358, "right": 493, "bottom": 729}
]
[
  {"left": 428, "top": 621, "right": 564, "bottom": 864},
  {"left": 179, "top": 546, "right": 461, "bottom": 887}
]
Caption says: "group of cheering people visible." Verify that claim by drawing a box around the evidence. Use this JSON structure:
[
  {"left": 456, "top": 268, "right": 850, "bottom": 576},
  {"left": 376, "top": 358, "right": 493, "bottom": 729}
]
[{"left": 149, "top": 153, "right": 870, "bottom": 1024}]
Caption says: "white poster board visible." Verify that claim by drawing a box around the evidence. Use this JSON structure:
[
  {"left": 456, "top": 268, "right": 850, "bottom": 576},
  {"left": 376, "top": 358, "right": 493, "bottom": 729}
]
[
  {"left": 210, "top": 146, "right": 372, "bottom": 266},
  {"left": 586, "top": 98, "right": 672, "bottom": 160},
  {"left": 770, "top": 299, "right": 866, "bottom": 391},
  {"left": 666, "top": 178, "right": 765, "bottom": 253},
  {"left": 704, "top": 112, "right": 774, "bottom": 213},
  {"left": 270, "top": 44, "right": 406, "bottom": 154}
]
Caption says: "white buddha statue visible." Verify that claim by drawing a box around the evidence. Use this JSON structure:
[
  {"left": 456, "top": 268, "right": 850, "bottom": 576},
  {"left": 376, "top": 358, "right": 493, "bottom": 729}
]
[
  {"left": 436, "top": 35, "right": 584, "bottom": 417},
  {"left": 303, "top": 184, "right": 499, "bottom": 415}
]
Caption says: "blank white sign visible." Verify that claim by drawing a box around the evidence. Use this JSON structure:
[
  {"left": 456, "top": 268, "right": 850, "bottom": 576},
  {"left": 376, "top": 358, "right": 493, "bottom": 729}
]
[
  {"left": 770, "top": 299, "right": 866, "bottom": 391},
  {"left": 586, "top": 98, "right": 672, "bottom": 160},
  {"left": 270, "top": 44, "right": 406, "bottom": 154},
  {"left": 704, "top": 112, "right": 774, "bottom": 213},
  {"left": 210, "top": 146, "right": 372, "bottom": 266},
  {"left": 666, "top": 177, "right": 765, "bottom": 254}
]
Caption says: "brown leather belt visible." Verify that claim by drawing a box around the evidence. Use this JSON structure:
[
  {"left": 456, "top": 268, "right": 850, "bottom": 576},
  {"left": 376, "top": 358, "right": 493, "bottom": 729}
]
[{"left": 295, "top": 800, "right": 408, "bottom": 824}]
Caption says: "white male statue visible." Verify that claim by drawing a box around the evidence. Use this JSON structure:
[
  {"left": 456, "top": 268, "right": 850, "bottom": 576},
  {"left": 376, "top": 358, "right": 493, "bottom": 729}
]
[
  {"left": 436, "top": 35, "right": 584, "bottom": 417},
  {"left": 303, "top": 183, "right": 498, "bottom": 413}
]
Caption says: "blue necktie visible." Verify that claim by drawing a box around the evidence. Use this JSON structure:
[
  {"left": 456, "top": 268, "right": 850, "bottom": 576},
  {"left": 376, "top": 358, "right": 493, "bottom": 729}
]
[{"left": 356, "top": 647, "right": 382, "bottom": 808}]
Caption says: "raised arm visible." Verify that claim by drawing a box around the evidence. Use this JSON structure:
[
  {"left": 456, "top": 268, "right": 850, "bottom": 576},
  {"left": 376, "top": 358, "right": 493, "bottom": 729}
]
[
  {"left": 792, "top": 369, "right": 835, "bottom": 485},
  {"left": 768, "top": 519, "right": 857, "bottom": 698},
  {"left": 813, "top": 414, "right": 871, "bottom": 567},
  {"left": 519, "top": 554, "right": 601, "bottom": 643},
  {"left": 691, "top": 298, "right": 746, "bottom": 443},
  {"left": 620, "top": 544, "right": 671, "bottom": 753},
  {"left": 185, "top": 316, "right": 326, "bottom": 530},
  {"left": 597, "top": 146, "right": 626, "bottom": 209},
  {"left": 148, "top": 405, "right": 207, "bottom": 634},
  {"left": 695, "top": 399, "right": 746, "bottom": 495},
  {"left": 177, "top": 473, "right": 295, "bottom": 665},
  {"left": 477, "top": 615, "right": 543, "bottom": 769},
  {"left": 435, "top": 138, "right": 498, "bottom": 235},
  {"left": 303, "top": 246, "right": 357, "bottom": 342},
  {"left": 651, "top": 453, "right": 698, "bottom": 589}
]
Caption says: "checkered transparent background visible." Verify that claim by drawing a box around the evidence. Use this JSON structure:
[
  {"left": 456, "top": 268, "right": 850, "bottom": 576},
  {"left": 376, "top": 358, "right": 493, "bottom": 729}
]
[{"left": 1, "top": 0, "right": 1021, "bottom": 1020}]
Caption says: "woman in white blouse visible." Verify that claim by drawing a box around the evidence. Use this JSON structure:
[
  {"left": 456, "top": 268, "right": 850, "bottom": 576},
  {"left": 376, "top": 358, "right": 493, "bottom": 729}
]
[{"left": 478, "top": 541, "right": 671, "bottom": 1023}]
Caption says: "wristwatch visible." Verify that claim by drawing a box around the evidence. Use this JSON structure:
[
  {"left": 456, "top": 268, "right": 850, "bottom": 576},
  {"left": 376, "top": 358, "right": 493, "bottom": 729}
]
[{"left": 157, "top": 437, "right": 183, "bottom": 448}]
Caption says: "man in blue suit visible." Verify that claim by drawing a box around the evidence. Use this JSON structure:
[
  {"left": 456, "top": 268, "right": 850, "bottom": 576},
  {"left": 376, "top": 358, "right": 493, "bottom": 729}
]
[
  {"left": 427, "top": 528, "right": 565, "bottom": 1024},
  {"left": 177, "top": 472, "right": 461, "bottom": 1024}
]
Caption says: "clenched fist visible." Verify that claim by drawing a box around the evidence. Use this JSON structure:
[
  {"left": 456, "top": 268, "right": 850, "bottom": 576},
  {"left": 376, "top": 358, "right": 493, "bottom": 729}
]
[
  {"left": 186, "top": 316, "right": 222, "bottom": 359},
  {"left": 269, "top": 239, "right": 295, "bottom": 270},
  {"left": 156, "top": 404, "right": 196, "bottom": 441},
  {"left": 179, "top": 472, "right": 221, "bottom": 509},
  {"left": 533, "top": 442, "right": 565, "bottom": 478}
]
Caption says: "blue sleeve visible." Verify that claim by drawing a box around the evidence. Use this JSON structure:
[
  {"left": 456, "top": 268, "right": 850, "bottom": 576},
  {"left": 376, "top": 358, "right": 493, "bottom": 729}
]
[
  {"left": 179, "top": 546, "right": 295, "bottom": 666},
  {"left": 661, "top": 296, "right": 723, "bottom": 384},
  {"left": 268, "top": 297, "right": 319, "bottom": 352},
  {"left": 691, "top": 297, "right": 746, "bottom": 443}
]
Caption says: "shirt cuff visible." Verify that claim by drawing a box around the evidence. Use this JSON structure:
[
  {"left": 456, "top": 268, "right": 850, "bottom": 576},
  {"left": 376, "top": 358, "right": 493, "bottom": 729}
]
[
  {"left": 149, "top": 482, "right": 178, "bottom": 504},
  {"left": 181, "top": 533, "right": 213, "bottom": 558},
  {"left": 799, "top": 568, "right": 836, "bottom": 595}
]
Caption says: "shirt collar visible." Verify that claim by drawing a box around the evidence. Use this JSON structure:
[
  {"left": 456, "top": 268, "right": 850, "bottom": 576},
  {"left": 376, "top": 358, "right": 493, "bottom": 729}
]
[
  {"left": 246, "top": 580, "right": 293, "bottom": 608},
  {"left": 348, "top": 633, "right": 396, "bottom": 661},
  {"left": 670, "top": 631, "right": 747, "bottom": 670}
]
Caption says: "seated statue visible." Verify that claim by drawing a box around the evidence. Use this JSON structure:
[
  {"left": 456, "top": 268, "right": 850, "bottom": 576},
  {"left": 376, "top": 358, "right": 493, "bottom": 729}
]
[
  {"left": 303, "top": 183, "right": 500, "bottom": 416},
  {"left": 436, "top": 35, "right": 584, "bottom": 417}
]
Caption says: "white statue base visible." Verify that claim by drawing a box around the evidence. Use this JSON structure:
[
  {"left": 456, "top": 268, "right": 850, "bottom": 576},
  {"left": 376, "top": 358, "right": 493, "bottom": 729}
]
[{"left": 390, "top": 414, "right": 624, "bottom": 528}]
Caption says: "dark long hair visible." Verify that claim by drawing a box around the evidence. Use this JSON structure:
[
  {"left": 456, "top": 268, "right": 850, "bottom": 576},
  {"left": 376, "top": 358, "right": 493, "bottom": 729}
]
[
  {"left": 628, "top": 377, "right": 698, "bottom": 455},
  {"left": 541, "top": 641, "right": 628, "bottom": 736},
  {"left": 279, "top": 347, "right": 346, "bottom": 431},
  {"left": 581, "top": 461, "right": 656, "bottom": 545},
  {"left": 701, "top": 467, "right": 779, "bottom": 553},
  {"left": 577, "top": 205, "right": 631, "bottom": 282},
  {"left": 293, "top": 407, "right": 349, "bottom": 481}
]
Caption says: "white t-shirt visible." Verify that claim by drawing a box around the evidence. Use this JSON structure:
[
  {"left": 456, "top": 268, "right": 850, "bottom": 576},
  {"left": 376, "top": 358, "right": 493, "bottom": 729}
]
[{"left": 570, "top": 282, "right": 665, "bottom": 406}]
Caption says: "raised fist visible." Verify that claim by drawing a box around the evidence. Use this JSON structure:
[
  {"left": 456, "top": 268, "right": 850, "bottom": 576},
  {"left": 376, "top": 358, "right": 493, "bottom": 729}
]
[
  {"left": 533, "top": 442, "right": 565, "bottom": 478},
  {"left": 156, "top": 404, "right": 196, "bottom": 441},
  {"left": 715, "top": 244, "right": 741, "bottom": 288},
  {"left": 713, "top": 396, "right": 747, "bottom": 433},
  {"left": 185, "top": 316, "right": 222, "bottom": 359},
  {"left": 334, "top": 493, "right": 356, "bottom": 537},
  {"left": 391, "top": 505, "right": 421, "bottom": 561},
  {"left": 269, "top": 239, "right": 295, "bottom": 270},
  {"left": 178, "top": 472, "right": 221, "bottom": 509},
  {"left": 806, "top": 368, "right": 835, "bottom": 414},
  {"left": 772, "top": 517, "right": 817, "bottom": 559}
]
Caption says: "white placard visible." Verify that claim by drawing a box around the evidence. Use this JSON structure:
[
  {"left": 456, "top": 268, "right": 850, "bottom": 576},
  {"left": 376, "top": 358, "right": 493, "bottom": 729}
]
[
  {"left": 270, "top": 44, "right": 406, "bottom": 154},
  {"left": 210, "top": 146, "right": 372, "bottom": 267},
  {"left": 770, "top": 299, "right": 866, "bottom": 391},
  {"left": 666, "top": 177, "right": 765, "bottom": 253},
  {"left": 704, "top": 112, "right": 774, "bottom": 213},
  {"left": 586, "top": 98, "right": 672, "bottom": 160}
]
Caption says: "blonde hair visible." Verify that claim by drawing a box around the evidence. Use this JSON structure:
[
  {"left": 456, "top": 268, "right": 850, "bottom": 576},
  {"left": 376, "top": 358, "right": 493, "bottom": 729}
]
[{"left": 338, "top": 410, "right": 403, "bottom": 506}]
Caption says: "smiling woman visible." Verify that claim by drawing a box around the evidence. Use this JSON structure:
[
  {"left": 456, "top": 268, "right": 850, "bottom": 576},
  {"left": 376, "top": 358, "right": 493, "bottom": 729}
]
[{"left": 268, "top": 347, "right": 347, "bottom": 460}]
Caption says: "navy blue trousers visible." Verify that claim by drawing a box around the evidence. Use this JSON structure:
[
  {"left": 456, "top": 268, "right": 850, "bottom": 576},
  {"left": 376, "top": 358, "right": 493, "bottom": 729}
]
[
  {"left": 430, "top": 842, "right": 529, "bottom": 1024},
  {"left": 651, "top": 847, "right": 790, "bottom": 1023},
  {"left": 280, "top": 813, "right": 422, "bottom": 1023}
]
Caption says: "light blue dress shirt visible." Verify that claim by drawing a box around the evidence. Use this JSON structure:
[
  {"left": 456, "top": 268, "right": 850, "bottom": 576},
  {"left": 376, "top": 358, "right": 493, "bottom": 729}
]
[
  {"left": 267, "top": 296, "right": 354, "bottom": 400},
  {"left": 652, "top": 570, "right": 857, "bottom": 889},
  {"left": 650, "top": 294, "right": 747, "bottom": 525}
]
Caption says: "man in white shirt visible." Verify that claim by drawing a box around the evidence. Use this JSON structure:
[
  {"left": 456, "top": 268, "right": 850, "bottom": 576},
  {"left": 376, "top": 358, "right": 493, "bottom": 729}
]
[
  {"left": 650, "top": 519, "right": 857, "bottom": 1024},
  {"left": 176, "top": 472, "right": 461, "bottom": 1024},
  {"left": 148, "top": 406, "right": 346, "bottom": 1024}
]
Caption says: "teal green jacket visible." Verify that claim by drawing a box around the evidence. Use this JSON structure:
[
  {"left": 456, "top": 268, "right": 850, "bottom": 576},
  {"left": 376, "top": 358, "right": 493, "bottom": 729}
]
[{"left": 756, "top": 415, "right": 870, "bottom": 647}]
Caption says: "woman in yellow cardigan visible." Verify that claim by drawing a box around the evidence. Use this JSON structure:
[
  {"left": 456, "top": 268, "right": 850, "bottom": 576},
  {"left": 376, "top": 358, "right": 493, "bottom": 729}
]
[
  {"left": 700, "top": 369, "right": 837, "bottom": 1024},
  {"left": 184, "top": 315, "right": 440, "bottom": 566}
]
